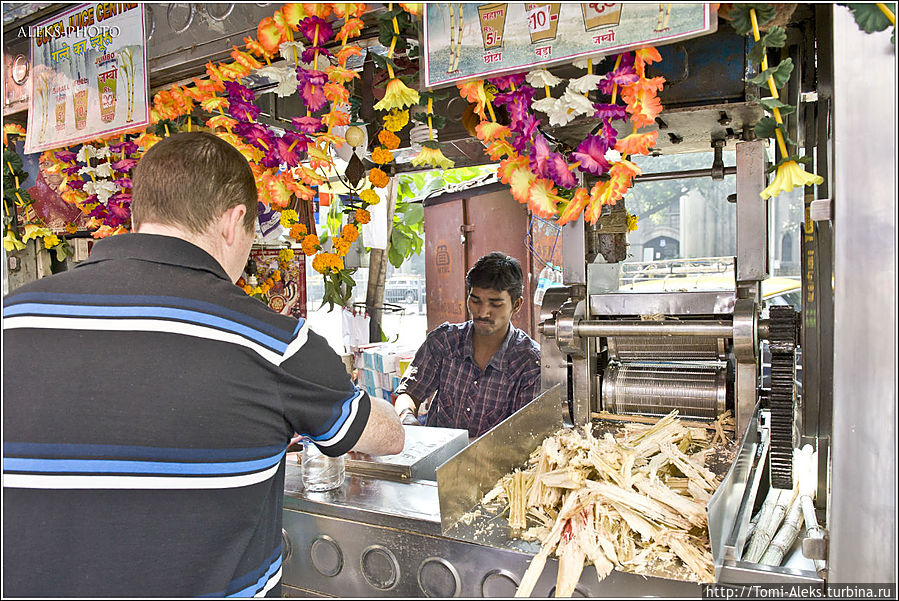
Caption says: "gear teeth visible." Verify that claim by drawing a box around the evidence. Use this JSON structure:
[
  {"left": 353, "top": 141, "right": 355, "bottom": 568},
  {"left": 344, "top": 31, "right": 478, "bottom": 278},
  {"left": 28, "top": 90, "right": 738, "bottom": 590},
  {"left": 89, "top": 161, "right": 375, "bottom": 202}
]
[{"left": 768, "top": 306, "right": 799, "bottom": 490}]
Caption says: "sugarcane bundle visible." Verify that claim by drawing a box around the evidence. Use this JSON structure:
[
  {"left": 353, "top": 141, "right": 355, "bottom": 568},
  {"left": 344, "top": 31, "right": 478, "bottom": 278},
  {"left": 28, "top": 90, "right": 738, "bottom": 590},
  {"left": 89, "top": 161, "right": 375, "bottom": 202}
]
[{"left": 482, "top": 410, "right": 729, "bottom": 597}]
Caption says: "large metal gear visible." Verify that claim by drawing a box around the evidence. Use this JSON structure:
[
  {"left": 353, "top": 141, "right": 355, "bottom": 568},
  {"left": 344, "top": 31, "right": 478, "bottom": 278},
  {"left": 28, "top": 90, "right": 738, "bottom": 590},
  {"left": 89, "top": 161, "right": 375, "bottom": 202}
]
[{"left": 768, "top": 305, "right": 800, "bottom": 489}]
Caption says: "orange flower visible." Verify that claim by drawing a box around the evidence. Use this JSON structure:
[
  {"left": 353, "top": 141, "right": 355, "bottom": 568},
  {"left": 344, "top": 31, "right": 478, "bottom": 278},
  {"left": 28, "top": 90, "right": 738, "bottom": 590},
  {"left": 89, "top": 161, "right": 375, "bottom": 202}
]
[
  {"left": 378, "top": 130, "right": 401, "bottom": 150},
  {"left": 558, "top": 187, "right": 591, "bottom": 226},
  {"left": 324, "top": 82, "right": 350, "bottom": 105},
  {"left": 457, "top": 80, "right": 488, "bottom": 119},
  {"left": 322, "top": 109, "right": 350, "bottom": 129},
  {"left": 280, "top": 4, "right": 305, "bottom": 29},
  {"left": 220, "top": 61, "right": 251, "bottom": 81},
  {"left": 257, "top": 16, "right": 287, "bottom": 53},
  {"left": 475, "top": 121, "right": 511, "bottom": 143},
  {"left": 206, "top": 115, "right": 237, "bottom": 131},
  {"left": 272, "top": 269, "right": 282, "bottom": 282},
  {"left": 333, "top": 236, "right": 352, "bottom": 256},
  {"left": 614, "top": 131, "right": 659, "bottom": 157},
  {"left": 243, "top": 284, "right": 254, "bottom": 294},
  {"left": 354, "top": 209, "right": 371, "bottom": 225},
  {"left": 620, "top": 76, "right": 665, "bottom": 129},
  {"left": 231, "top": 46, "right": 263, "bottom": 70},
  {"left": 337, "top": 17, "right": 365, "bottom": 41},
  {"left": 371, "top": 147, "right": 394, "bottom": 164},
  {"left": 201, "top": 96, "right": 229, "bottom": 112},
  {"left": 290, "top": 223, "right": 308, "bottom": 240},
  {"left": 528, "top": 178, "right": 563, "bottom": 219},
  {"left": 193, "top": 76, "right": 225, "bottom": 96},
  {"left": 302, "top": 3, "right": 332, "bottom": 18},
  {"left": 205, "top": 61, "right": 227, "bottom": 86},
  {"left": 336, "top": 45, "right": 363, "bottom": 67},
  {"left": 399, "top": 3, "right": 422, "bottom": 16},
  {"left": 331, "top": 3, "right": 367, "bottom": 18},
  {"left": 359, "top": 188, "right": 380, "bottom": 205},
  {"left": 634, "top": 46, "right": 662, "bottom": 78},
  {"left": 301, "top": 234, "right": 321, "bottom": 256},
  {"left": 369, "top": 167, "right": 389, "bottom": 188},
  {"left": 243, "top": 36, "right": 274, "bottom": 60},
  {"left": 312, "top": 252, "right": 344, "bottom": 274},
  {"left": 342, "top": 223, "right": 360, "bottom": 242},
  {"left": 327, "top": 65, "right": 359, "bottom": 84}
]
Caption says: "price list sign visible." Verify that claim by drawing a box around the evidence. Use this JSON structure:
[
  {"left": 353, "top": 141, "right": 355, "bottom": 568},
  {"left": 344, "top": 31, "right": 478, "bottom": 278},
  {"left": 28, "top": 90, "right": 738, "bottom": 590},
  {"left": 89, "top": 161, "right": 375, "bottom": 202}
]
[
  {"left": 422, "top": 3, "right": 716, "bottom": 89},
  {"left": 24, "top": 3, "right": 149, "bottom": 154}
]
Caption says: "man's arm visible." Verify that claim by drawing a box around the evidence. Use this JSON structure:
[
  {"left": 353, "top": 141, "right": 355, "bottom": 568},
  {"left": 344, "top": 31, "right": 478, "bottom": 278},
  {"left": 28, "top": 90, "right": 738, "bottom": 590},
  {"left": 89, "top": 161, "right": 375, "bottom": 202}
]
[
  {"left": 393, "top": 393, "right": 422, "bottom": 425},
  {"left": 393, "top": 329, "right": 446, "bottom": 425},
  {"left": 352, "top": 397, "right": 405, "bottom": 455}
]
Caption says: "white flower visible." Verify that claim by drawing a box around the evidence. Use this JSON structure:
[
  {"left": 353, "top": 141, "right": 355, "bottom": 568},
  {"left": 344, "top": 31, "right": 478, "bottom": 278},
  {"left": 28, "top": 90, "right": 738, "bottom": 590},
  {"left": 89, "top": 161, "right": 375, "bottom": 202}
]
[
  {"left": 257, "top": 65, "right": 300, "bottom": 97},
  {"left": 560, "top": 87, "right": 595, "bottom": 118},
  {"left": 534, "top": 96, "right": 576, "bottom": 127},
  {"left": 604, "top": 148, "right": 622, "bottom": 163},
  {"left": 279, "top": 41, "right": 306, "bottom": 65},
  {"left": 77, "top": 145, "right": 98, "bottom": 163},
  {"left": 95, "top": 146, "right": 111, "bottom": 160},
  {"left": 83, "top": 179, "right": 118, "bottom": 203},
  {"left": 78, "top": 165, "right": 96, "bottom": 177},
  {"left": 567, "top": 73, "right": 603, "bottom": 94},
  {"left": 525, "top": 69, "right": 562, "bottom": 88},
  {"left": 573, "top": 55, "right": 608, "bottom": 70},
  {"left": 94, "top": 162, "right": 114, "bottom": 178}
]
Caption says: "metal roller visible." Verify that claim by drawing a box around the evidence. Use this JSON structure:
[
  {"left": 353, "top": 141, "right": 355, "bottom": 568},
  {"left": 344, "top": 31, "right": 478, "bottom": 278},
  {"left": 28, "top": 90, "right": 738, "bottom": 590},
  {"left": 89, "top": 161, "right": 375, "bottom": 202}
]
[
  {"left": 602, "top": 364, "right": 727, "bottom": 420},
  {"left": 608, "top": 335, "right": 726, "bottom": 361}
]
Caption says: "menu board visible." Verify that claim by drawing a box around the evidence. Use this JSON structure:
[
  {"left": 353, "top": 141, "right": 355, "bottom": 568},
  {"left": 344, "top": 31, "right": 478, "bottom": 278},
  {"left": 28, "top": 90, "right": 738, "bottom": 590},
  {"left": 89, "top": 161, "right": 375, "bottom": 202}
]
[
  {"left": 422, "top": 3, "right": 716, "bottom": 89},
  {"left": 24, "top": 3, "right": 148, "bottom": 154}
]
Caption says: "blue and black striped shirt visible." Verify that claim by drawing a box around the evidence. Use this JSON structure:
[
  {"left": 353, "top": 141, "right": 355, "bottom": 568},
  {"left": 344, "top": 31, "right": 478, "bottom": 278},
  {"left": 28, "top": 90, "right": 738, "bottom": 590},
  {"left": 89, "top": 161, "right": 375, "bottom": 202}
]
[{"left": 2, "top": 233, "right": 370, "bottom": 597}]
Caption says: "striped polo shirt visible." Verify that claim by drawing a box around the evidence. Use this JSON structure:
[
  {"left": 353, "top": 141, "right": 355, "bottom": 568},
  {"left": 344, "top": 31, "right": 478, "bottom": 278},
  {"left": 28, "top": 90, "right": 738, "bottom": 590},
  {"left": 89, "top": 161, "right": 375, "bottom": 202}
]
[{"left": 2, "top": 233, "right": 371, "bottom": 597}]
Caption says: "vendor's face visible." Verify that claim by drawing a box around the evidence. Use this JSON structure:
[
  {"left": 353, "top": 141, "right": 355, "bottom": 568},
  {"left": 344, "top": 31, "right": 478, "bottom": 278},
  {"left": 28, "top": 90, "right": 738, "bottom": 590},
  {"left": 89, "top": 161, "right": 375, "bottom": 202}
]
[{"left": 468, "top": 286, "right": 522, "bottom": 338}]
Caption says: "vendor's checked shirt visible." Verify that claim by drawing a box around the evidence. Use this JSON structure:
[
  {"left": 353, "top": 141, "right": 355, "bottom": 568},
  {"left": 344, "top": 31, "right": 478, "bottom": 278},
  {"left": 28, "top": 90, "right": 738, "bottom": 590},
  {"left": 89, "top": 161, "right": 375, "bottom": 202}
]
[
  {"left": 2, "top": 234, "right": 371, "bottom": 597},
  {"left": 396, "top": 321, "right": 541, "bottom": 438}
]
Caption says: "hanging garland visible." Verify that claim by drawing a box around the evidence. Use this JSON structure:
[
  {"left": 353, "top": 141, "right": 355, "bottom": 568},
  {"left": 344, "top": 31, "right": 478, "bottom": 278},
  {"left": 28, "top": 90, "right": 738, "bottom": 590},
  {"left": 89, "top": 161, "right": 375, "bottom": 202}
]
[
  {"left": 3, "top": 124, "right": 73, "bottom": 259},
  {"left": 458, "top": 48, "right": 665, "bottom": 226},
  {"left": 723, "top": 5, "right": 823, "bottom": 199}
]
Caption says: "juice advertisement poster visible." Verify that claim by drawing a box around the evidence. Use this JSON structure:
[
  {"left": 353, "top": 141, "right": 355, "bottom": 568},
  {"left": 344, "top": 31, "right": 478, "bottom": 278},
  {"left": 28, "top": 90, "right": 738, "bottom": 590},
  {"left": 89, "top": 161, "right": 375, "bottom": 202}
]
[{"left": 24, "top": 3, "right": 148, "bottom": 154}]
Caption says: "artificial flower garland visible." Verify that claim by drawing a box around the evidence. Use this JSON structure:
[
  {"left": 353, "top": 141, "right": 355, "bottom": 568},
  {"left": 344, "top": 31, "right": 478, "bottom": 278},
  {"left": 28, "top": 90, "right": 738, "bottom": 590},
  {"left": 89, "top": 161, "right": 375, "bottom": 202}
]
[
  {"left": 459, "top": 48, "right": 665, "bottom": 226},
  {"left": 725, "top": 5, "right": 823, "bottom": 199}
]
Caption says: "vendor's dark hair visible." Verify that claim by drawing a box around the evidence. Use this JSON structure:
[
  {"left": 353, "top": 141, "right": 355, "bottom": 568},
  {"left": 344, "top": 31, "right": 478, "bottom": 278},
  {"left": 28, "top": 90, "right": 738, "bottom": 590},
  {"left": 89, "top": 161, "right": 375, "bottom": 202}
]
[
  {"left": 466, "top": 252, "right": 524, "bottom": 301},
  {"left": 131, "top": 132, "right": 257, "bottom": 234}
]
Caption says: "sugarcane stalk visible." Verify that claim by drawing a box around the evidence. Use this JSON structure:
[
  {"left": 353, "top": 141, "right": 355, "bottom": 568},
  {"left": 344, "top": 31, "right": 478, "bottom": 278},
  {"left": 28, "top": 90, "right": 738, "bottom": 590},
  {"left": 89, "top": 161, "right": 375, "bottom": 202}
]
[
  {"left": 744, "top": 485, "right": 796, "bottom": 563},
  {"left": 760, "top": 495, "right": 804, "bottom": 566}
]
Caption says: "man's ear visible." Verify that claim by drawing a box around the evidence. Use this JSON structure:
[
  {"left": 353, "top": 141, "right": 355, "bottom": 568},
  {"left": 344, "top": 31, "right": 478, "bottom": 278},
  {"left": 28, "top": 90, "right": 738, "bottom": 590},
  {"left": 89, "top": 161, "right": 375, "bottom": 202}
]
[
  {"left": 221, "top": 205, "right": 248, "bottom": 247},
  {"left": 512, "top": 296, "right": 523, "bottom": 315}
]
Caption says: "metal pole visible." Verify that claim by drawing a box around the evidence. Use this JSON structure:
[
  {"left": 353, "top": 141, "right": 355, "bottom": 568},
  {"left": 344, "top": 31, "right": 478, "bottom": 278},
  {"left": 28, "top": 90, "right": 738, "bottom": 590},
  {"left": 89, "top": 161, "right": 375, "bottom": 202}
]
[
  {"left": 575, "top": 320, "right": 734, "bottom": 338},
  {"left": 632, "top": 166, "right": 736, "bottom": 183}
]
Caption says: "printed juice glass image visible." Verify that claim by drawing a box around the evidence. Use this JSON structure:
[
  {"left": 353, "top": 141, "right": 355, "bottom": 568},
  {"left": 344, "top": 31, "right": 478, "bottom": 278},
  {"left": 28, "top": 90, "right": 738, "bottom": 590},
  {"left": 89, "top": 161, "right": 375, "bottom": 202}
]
[
  {"left": 72, "top": 77, "right": 89, "bottom": 130},
  {"left": 97, "top": 68, "right": 118, "bottom": 123},
  {"left": 54, "top": 87, "right": 67, "bottom": 131}
]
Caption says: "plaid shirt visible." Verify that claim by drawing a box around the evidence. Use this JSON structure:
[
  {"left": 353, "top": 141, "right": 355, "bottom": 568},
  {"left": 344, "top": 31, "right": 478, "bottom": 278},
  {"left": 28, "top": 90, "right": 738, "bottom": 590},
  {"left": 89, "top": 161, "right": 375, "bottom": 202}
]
[{"left": 396, "top": 321, "right": 541, "bottom": 438}]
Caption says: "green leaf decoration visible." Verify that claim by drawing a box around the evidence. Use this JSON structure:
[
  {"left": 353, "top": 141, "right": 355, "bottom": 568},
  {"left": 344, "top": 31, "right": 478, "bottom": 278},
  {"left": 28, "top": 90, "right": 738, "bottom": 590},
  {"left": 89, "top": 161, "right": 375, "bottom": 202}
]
[
  {"left": 842, "top": 3, "right": 894, "bottom": 33},
  {"left": 726, "top": 4, "right": 778, "bottom": 36},
  {"left": 754, "top": 116, "right": 778, "bottom": 139},
  {"left": 746, "top": 57, "right": 794, "bottom": 88},
  {"left": 421, "top": 140, "right": 441, "bottom": 150},
  {"left": 759, "top": 97, "right": 792, "bottom": 111},
  {"left": 401, "top": 203, "right": 424, "bottom": 225},
  {"left": 4, "top": 148, "right": 24, "bottom": 176},
  {"left": 747, "top": 26, "right": 787, "bottom": 63}
]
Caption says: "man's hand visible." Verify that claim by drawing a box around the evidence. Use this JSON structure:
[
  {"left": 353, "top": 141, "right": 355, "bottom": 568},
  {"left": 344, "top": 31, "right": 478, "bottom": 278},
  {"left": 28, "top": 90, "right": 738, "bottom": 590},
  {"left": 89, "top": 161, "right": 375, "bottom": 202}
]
[{"left": 399, "top": 408, "right": 420, "bottom": 426}]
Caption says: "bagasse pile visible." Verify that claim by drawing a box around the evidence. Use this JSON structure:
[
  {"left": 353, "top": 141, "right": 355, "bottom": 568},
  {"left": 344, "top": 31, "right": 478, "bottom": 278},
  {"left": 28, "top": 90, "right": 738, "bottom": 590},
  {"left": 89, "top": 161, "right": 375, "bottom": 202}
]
[{"left": 481, "top": 410, "right": 732, "bottom": 597}]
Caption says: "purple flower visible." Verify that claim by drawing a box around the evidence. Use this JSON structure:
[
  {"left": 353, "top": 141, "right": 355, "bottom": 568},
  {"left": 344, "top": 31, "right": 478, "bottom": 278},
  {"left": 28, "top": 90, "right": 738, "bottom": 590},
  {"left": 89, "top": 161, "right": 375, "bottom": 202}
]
[
  {"left": 296, "top": 68, "right": 329, "bottom": 112},
  {"left": 593, "top": 103, "right": 628, "bottom": 121},
  {"left": 598, "top": 53, "right": 638, "bottom": 94},
  {"left": 63, "top": 165, "right": 83, "bottom": 176},
  {"left": 528, "top": 134, "right": 553, "bottom": 179},
  {"left": 87, "top": 202, "right": 109, "bottom": 219},
  {"left": 84, "top": 194, "right": 99, "bottom": 205},
  {"left": 546, "top": 153, "right": 578, "bottom": 189},
  {"left": 224, "top": 81, "right": 255, "bottom": 102},
  {"left": 234, "top": 122, "right": 274, "bottom": 151},
  {"left": 228, "top": 97, "right": 261, "bottom": 122},
  {"left": 260, "top": 145, "right": 282, "bottom": 169},
  {"left": 494, "top": 86, "right": 536, "bottom": 124},
  {"left": 572, "top": 135, "right": 613, "bottom": 176},
  {"left": 298, "top": 16, "right": 335, "bottom": 45},
  {"left": 277, "top": 133, "right": 307, "bottom": 166},
  {"left": 105, "top": 192, "right": 132, "bottom": 226},
  {"left": 489, "top": 73, "right": 527, "bottom": 91},
  {"left": 108, "top": 140, "right": 139, "bottom": 156},
  {"left": 66, "top": 178, "right": 85, "bottom": 189},
  {"left": 291, "top": 116, "right": 323, "bottom": 134},
  {"left": 113, "top": 177, "right": 133, "bottom": 189},
  {"left": 54, "top": 150, "right": 77, "bottom": 163},
  {"left": 598, "top": 117, "right": 619, "bottom": 145},
  {"left": 511, "top": 114, "right": 540, "bottom": 154},
  {"left": 301, "top": 45, "right": 332, "bottom": 65},
  {"left": 111, "top": 158, "right": 139, "bottom": 173}
]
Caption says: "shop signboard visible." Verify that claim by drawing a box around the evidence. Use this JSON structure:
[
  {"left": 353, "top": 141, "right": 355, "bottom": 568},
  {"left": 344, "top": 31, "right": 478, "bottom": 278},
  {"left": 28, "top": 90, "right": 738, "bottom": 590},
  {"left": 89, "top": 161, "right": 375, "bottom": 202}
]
[
  {"left": 422, "top": 3, "right": 716, "bottom": 89},
  {"left": 24, "top": 3, "right": 148, "bottom": 154}
]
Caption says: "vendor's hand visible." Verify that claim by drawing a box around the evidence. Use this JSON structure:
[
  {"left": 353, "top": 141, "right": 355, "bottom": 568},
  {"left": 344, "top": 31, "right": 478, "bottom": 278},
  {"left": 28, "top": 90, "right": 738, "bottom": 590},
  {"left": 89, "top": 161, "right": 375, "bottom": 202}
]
[{"left": 399, "top": 410, "right": 420, "bottom": 426}]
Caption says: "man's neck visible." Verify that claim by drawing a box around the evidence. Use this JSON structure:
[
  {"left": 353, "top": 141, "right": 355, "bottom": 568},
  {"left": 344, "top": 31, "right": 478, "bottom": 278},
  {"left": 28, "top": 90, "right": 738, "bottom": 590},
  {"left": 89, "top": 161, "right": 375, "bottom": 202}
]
[{"left": 471, "top": 322, "right": 510, "bottom": 370}]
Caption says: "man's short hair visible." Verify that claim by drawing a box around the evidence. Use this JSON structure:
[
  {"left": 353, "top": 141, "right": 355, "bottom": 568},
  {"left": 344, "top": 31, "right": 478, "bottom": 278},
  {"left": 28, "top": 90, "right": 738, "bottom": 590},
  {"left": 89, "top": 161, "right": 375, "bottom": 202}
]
[
  {"left": 131, "top": 132, "right": 258, "bottom": 235},
  {"left": 466, "top": 252, "right": 524, "bottom": 301}
]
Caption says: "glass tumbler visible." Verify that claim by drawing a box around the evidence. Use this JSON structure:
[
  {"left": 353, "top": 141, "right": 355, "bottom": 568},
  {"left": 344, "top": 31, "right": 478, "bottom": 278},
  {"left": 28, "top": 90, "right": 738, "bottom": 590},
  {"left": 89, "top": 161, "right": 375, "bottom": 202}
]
[{"left": 301, "top": 438, "right": 345, "bottom": 492}]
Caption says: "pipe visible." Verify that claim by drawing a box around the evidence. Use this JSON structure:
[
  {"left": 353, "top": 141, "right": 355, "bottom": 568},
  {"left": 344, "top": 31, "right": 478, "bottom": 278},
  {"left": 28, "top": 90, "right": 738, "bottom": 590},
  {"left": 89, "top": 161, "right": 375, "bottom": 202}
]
[
  {"left": 575, "top": 320, "right": 734, "bottom": 338},
  {"left": 632, "top": 166, "right": 737, "bottom": 183}
]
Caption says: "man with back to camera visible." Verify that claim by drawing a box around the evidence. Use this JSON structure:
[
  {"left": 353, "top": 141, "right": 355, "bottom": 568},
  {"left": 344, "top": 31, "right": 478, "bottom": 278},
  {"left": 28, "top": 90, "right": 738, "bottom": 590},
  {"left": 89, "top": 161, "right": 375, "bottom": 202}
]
[
  {"left": 2, "top": 132, "right": 404, "bottom": 597},
  {"left": 393, "top": 252, "right": 541, "bottom": 439}
]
